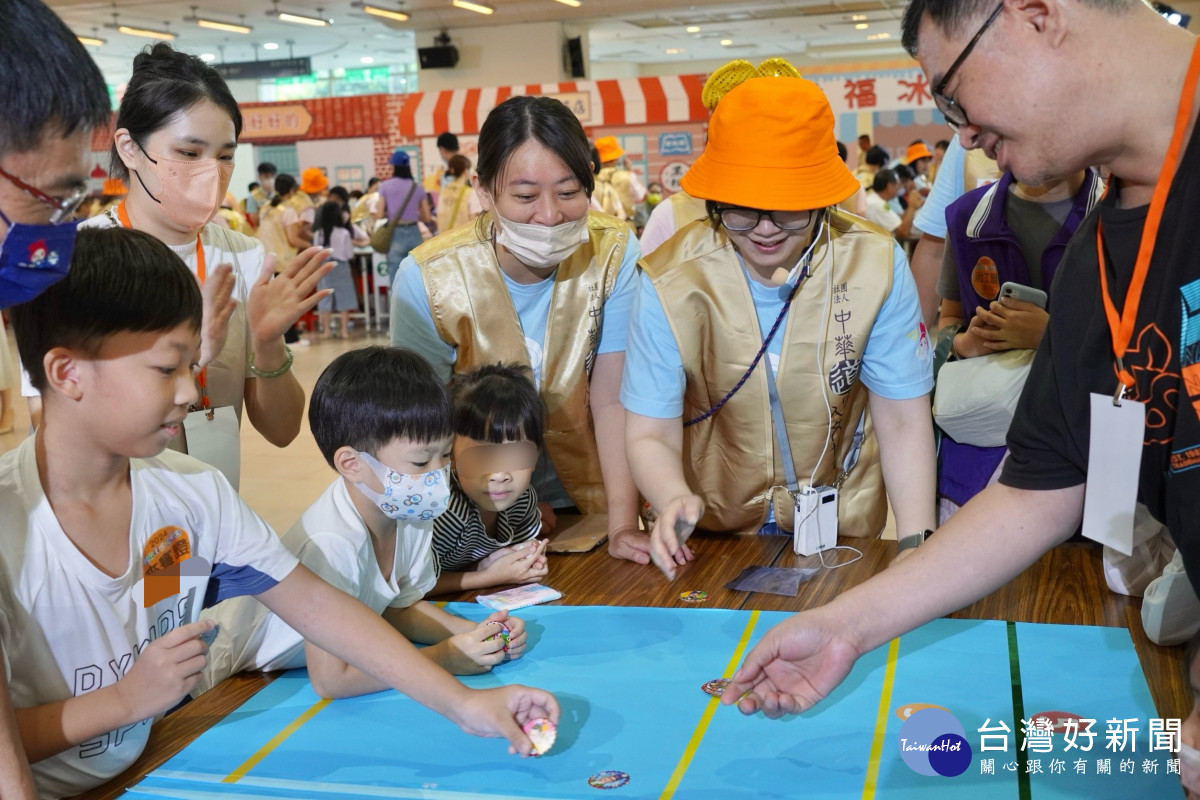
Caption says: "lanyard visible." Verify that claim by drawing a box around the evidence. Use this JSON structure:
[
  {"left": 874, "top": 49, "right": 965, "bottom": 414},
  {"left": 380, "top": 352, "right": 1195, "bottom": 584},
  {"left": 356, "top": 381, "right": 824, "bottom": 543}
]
[
  {"left": 116, "top": 200, "right": 211, "bottom": 410},
  {"left": 1096, "top": 38, "right": 1200, "bottom": 402}
]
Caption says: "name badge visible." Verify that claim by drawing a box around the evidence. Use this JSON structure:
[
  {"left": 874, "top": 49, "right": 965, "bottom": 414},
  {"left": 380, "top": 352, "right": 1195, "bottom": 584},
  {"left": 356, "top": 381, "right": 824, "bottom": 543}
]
[
  {"left": 183, "top": 405, "right": 241, "bottom": 490},
  {"left": 1081, "top": 393, "right": 1145, "bottom": 556}
]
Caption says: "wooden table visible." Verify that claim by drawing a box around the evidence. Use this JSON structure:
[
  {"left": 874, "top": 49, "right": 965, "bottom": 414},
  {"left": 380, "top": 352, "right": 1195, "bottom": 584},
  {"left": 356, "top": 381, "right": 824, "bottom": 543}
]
[{"left": 76, "top": 534, "right": 1189, "bottom": 800}]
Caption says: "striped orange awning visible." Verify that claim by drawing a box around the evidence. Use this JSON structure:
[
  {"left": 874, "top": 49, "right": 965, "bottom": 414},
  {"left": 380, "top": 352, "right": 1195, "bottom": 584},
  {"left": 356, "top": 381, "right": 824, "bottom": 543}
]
[{"left": 398, "top": 75, "right": 708, "bottom": 137}]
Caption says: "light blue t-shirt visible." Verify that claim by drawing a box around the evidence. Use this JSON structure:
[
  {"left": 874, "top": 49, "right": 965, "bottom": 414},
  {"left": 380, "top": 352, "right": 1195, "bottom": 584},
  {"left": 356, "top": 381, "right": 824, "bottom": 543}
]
[
  {"left": 620, "top": 240, "right": 933, "bottom": 420},
  {"left": 913, "top": 137, "right": 967, "bottom": 239},
  {"left": 391, "top": 235, "right": 639, "bottom": 507}
]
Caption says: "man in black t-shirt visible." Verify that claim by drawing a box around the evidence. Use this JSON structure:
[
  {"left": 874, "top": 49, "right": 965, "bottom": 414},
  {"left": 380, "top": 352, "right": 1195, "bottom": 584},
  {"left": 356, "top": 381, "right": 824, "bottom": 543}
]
[{"left": 715, "top": 0, "right": 1200, "bottom": 738}]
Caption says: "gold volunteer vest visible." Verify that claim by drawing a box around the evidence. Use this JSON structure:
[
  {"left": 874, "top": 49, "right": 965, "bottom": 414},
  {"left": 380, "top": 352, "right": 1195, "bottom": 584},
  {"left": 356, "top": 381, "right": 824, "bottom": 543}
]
[
  {"left": 609, "top": 169, "right": 638, "bottom": 217},
  {"left": 963, "top": 148, "right": 1002, "bottom": 193},
  {"left": 641, "top": 209, "right": 893, "bottom": 536},
  {"left": 255, "top": 203, "right": 296, "bottom": 262},
  {"left": 412, "top": 211, "right": 631, "bottom": 514},
  {"left": 669, "top": 191, "right": 708, "bottom": 232},
  {"left": 436, "top": 178, "right": 472, "bottom": 232}
]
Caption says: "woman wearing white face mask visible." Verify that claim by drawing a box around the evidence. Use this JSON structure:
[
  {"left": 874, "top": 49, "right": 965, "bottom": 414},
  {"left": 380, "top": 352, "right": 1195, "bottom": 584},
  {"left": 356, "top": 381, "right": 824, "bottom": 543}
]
[
  {"left": 391, "top": 95, "right": 653, "bottom": 565},
  {"left": 83, "top": 43, "right": 333, "bottom": 485}
]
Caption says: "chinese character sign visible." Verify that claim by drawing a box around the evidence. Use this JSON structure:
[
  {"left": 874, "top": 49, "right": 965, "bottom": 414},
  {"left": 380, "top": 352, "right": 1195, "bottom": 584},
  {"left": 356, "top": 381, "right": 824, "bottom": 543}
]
[{"left": 816, "top": 68, "right": 940, "bottom": 117}]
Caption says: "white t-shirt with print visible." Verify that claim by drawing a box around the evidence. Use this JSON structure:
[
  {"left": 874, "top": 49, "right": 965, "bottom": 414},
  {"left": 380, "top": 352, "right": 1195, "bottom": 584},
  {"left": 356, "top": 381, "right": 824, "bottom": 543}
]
[
  {"left": 198, "top": 478, "right": 438, "bottom": 690},
  {"left": 0, "top": 437, "right": 298, "bottom": 798}
]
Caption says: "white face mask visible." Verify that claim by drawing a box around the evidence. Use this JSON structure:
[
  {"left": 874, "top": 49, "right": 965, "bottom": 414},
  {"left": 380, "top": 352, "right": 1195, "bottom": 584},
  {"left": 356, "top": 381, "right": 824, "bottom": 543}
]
[
  {"left": 492, "top": 207, "right": 588, "bottom": 270},
  {"left": 1181, "top": 740, "right": 1200, "bottom": 795},
  {"left": 354, "top": 451, "right": 450, "bottom": 522}
]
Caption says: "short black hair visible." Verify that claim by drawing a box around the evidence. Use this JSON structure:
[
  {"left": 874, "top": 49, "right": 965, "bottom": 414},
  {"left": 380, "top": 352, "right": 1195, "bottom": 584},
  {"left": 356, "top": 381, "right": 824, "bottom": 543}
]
[
  {"left": 367, "top": 177, "right": 380, "bottom": 189},
  {"left": 248, "top": 181, "right": 260, "bottom": 192},
  {"left": 865, "top": 145, "right": 891, "bottom": 168},
  {"left": 308, "top": 346, "right": 452, "bottom": 468},
  {"left": 893, "top": 163, "right": 916, "bottom": 182},
  {"left": 935, "top": 139, "right": 951, "bottom": 151},
  {"left": 835, "top": 140, "right": 848, "bottom": 163},
  {"left": 10, "top": 227, "right": 202, "bottom": 392},
  {"left": 0, "top": 0, "right": 110, "bottom": 156},
  {"left": 393, "top": 163, "right": 414, "bottom": 180},
  {"left": 436, "top": 132, "right": 459, "bottom": 151},
  {"left": 110, "top": 43, "right": 243, "bottom": 181},
  {"left": 448, "top": 363, "right": 544, "bottom": 448},
  {"left": 872, "top": 168, "right": 899, "bottom": 193},
  {"left": 476, "top": 96, "right": 594, "bottom": 197},
  {"left": 257, "top": 162, "right": 278, "bottom": 177},
  {"left": 328, "top": 185, "right": 350, "bottom": 206},
  {"left": 902, "top": 0, "right": 1130, "bottom": 56}
]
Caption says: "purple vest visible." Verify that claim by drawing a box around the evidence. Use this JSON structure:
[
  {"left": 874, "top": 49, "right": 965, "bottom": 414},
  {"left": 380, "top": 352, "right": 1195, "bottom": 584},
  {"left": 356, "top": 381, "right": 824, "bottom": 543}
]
[{"left": 939, "top": 170, "right": 1101, "bottom": 506}]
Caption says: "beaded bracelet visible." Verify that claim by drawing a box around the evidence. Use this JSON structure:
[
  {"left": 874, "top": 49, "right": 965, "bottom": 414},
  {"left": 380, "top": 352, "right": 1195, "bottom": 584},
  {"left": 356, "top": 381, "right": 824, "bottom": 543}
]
[{"left": 249, "top": 345, "right": 294, "bottom": 379}]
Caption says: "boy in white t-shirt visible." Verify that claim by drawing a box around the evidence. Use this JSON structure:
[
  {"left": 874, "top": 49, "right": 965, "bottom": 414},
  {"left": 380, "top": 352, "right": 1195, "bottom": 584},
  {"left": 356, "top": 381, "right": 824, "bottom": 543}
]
[
  {"left": 199, "top": 346, "right": 531, "bottom": 698},
  {"left": 2, "top": 227, "right": 558, "bottom": 798}
]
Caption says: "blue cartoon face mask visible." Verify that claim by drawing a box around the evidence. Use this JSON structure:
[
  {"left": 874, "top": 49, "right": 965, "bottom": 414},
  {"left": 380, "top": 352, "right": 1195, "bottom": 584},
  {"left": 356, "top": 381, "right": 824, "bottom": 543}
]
[
  {"left": 0, "top": 210, "right": 78, "bottom": 308},
  {"left": 354, "top": 450, "right": 451, "bottom": 522}
]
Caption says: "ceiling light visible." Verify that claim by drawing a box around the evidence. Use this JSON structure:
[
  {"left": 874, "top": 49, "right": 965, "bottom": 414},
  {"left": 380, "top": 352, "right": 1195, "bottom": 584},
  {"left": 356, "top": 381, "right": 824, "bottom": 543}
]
[
  {"left": 451, "top": 0, "right": 494, "bottom": 14},
  {"left": 855, "top": 22, "right": 869, "bottom": 29},
  {"left": 851, "top": 13, "right": 867, "bottom": 21},
  {"left": 359, "top": 4, "right": 410, "bottom": 22},
  {"left": 78, "top": 34, "right": 106, "bottom": 46},
  {"left": 263, "top": 41, "right": 280, "bottom": 49},
  {"left": 665, "top": 47, "right": 684, "bottom": 54},
  {"left": 116, "top": 24, "right": 176, "bottom": 39},
  {"left": 685, "top": 25, "right": 700, "bottom": 33},
  {"left": 720, "top": 38, "right": 733, "bottom": 46},
  {"left": 185, "top": 8, "right": 251, "bottom": 34},
  {"left": 867, "top": 32, "right": 891, "bottom": 40},
  {"left": 200, "top": 52, "right": 216, "bottom": 61},
  {"left": 267, "top": 5, "right": 331, "bottom": 26},
  {"left": 361, "top": 56, "right": 374, "bottom": 63},
  {"left": 554, "top": 0, "right": 582, "bottom": 6}
]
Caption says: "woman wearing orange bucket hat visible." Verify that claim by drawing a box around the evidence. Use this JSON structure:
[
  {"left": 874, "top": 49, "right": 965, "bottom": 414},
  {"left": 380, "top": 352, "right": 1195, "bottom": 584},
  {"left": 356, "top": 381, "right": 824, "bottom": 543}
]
[{"left": 622, "top": 61, "right": 937, "bottom": 578}]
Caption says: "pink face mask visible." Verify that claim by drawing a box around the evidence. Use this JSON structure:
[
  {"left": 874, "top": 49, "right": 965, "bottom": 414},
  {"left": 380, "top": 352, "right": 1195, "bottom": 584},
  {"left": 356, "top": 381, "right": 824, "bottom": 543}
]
[{"left": 133, "top": 146, "right": 232, "bottom": 232}]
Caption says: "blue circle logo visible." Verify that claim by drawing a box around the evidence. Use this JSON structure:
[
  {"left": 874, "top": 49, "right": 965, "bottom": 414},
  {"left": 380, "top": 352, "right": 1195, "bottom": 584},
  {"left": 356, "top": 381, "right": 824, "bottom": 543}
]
[{"left": 898, "top": 708, "right": 972, "bottom": 777}]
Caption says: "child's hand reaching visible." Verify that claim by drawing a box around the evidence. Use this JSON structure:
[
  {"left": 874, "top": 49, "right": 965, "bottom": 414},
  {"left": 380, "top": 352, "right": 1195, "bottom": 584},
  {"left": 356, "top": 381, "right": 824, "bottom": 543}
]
[
  {"left": 451, "top": 685, "right": 560, "bottom": 757},
  {"left": 478, "top": 539, "right": 549, "bottom": 586},
  {"left": 115, "top": 620, "right": 213, "bottom": 720},
  {"left": 482, "top": 610, "right": 529, "bottom": 661}
]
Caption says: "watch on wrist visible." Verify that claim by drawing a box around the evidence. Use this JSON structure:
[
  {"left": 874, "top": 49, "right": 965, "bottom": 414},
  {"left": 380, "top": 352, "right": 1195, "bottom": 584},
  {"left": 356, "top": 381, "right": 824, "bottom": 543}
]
[{"left": 897, "top": 529, "right": 934, "bottom": 552}]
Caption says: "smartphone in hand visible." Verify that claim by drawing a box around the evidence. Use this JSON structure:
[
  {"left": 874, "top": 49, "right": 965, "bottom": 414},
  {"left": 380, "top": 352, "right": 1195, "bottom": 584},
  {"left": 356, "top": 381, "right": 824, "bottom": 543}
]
[{"left": 999, "top": 281, "right": 1047, "bottom": 309}]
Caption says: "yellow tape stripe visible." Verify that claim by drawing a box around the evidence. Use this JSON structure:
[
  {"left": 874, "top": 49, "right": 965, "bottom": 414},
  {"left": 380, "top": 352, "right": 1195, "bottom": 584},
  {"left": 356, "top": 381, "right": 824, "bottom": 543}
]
[
  {"left": 659, "top": 610, "right": 760, "bottom": 800},
  {"left": 861, "top": 637, "right": 901, "bottom": 798},
  {"left": 222, "top": 697, "right": 332, "bottom": 783}
]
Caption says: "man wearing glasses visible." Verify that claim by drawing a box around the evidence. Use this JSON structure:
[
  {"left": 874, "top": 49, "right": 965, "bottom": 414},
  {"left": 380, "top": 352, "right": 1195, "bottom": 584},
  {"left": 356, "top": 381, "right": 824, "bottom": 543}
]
[
  {"left": 623, "top": 64, "right": 936, "bottom": 578},
  {"left": 723, "top": 0, "right": 1200, "bottom": 749},
  {"left": 0, "top": 1, "right": 111, "bottom": 797}
]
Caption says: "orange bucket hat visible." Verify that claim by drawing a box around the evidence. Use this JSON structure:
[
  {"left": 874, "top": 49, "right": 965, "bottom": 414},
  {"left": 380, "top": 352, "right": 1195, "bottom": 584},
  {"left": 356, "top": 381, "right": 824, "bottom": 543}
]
[
  {"left": 594, "top": 136, "right": 624, "bottom": 163},
  {"left": 905, "top": 141, "right": 934, "bottom": 164},
  {"left": 682, "top": 74, "right": 859, "bottom": 211},
  {"left": 300, "top": 167, "right": 328, "bottom": 194}
]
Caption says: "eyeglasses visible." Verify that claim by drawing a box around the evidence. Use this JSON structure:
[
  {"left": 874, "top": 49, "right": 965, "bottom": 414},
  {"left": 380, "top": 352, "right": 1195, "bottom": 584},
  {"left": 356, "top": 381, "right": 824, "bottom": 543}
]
[
  {"left": 716, "top": 206, "right": 816, "bottom": 232},
  {"left": 932, "top": 1, "right": 1004, "bottom": 130},
  {"left": 0, "top": 164, "right": 88, "bottom": 225}
]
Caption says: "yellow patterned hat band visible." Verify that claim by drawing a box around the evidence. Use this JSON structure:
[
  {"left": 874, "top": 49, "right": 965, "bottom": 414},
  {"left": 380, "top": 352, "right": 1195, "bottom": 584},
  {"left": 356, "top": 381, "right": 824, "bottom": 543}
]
[{"left": 701, "top": 58, "right": 803, "bottom": 110}]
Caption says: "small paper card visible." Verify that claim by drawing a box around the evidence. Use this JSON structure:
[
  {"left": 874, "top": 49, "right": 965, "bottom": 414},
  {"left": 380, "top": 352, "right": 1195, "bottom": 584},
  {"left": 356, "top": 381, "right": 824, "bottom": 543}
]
[
  {"left": 1081, "top": 393, "right": 1145, "bottom": 557},
  {"left": 724, "top": 566, "right": 820, "bottom": 596},
  {"left": 476, "top": 583, "right": 563, "bottom": 611}
]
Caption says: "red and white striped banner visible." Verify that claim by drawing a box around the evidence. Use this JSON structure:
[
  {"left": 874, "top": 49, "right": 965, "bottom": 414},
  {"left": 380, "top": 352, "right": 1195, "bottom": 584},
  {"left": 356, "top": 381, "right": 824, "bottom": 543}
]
[{"left": 398, "top": 75, "right": 708, "bottom": 137}]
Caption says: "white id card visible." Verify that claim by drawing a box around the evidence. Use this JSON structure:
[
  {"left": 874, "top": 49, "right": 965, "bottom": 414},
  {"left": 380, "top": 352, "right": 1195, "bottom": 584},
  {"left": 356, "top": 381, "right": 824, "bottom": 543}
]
[
  {"left": 183, "top": 405, "right": 241, "bottom": 490},
  {"left": 1081, "top": 393, "right": 1145, "bottom": 556}
]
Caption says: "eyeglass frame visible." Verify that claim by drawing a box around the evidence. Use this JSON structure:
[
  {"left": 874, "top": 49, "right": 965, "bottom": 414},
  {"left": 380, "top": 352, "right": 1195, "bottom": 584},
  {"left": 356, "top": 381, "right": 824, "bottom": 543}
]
[
  {"left": 713, "top": 205, "right": 818, "bottom": 232},
  {"left": 932, "top": 1, "right": 1004, "bottom": 130},
  {"left": 0, "top": 163, "right": 88, "bottom": 225}
]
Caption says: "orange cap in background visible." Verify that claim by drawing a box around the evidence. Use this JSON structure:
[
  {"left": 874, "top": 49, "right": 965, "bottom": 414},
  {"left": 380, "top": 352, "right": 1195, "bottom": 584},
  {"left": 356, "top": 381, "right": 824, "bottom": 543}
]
[
  {"left": 681, "top": 76, "right": 859, "bottom": 211},
  {"left": 905, "top": 142, "right": 934, "bottom": 164},
  {"left": 594, "top": 136, "right": 624, "bottom": 163},
  {"left": 300, "top": 167, "right": 328, "bottom": 194}
]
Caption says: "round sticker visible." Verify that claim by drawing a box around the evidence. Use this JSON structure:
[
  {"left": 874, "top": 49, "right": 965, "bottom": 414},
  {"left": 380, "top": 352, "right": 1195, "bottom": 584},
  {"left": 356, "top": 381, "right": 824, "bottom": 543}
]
[
  {"left": 522, "top": 717, "right": 556, "bottom": 756},
  {"left": 678, "top": 590, "right": 708, "bottom": 603},
  {"left": 701, "top": 678, "right": 732, "bottom": 697},
  {"left": 970, "top": 256, "right": 1000, "bottom": 300},
  {"left": 588, "top": 770, "right": 630, "bottom": 789}
]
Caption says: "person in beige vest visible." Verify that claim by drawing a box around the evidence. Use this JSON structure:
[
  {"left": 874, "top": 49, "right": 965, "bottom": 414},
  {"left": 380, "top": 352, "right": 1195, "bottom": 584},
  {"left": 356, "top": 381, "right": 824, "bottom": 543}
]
[
  {"left": 436, "top": 154, "right": 480, "bottom": 233},
  {"left": 622, "top": 66, "right": 937, "bottom": 579},
  {"left": 594, "top": 136, "right": 645, "bottom": 219},
  {"left": 391, "top": 96, "right": 651, "bottom": 565}
]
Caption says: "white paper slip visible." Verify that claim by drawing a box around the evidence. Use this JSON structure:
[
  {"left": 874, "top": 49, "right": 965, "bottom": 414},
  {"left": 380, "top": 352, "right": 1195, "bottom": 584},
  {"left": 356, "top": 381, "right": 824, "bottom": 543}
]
[
  {"left": 1081, "top": 393, "right": 1145, "bottom": 557},
  {"left": 477, "top": 583, "right": 563, "bottom": 611},
  {"left": 184, "top": 405, "right": 242, "bottom": 490}
]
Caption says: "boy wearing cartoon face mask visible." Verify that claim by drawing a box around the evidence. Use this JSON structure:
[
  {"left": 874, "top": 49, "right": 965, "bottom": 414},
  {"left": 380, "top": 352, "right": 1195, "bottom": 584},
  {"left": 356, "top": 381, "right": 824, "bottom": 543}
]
[{"left": 197, "top": 346, "right": 529, "bottom": 698}]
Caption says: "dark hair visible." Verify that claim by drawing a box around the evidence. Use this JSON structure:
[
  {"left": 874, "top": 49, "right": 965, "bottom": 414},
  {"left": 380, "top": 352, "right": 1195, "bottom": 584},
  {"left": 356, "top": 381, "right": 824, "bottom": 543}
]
[
  {"left": 10, "top": 227, "right": 202, "bottom": 392},
  {"left": 257, "top": 162, "right": 277, "bottom": 177},
  {"left": 893, "top": 163, "right": 916, "bottom": 182},
  {"left": 935, "top": 139, "right": 951, "bottom": 151},
  {"left": 835, "top": 140, "right": 848, "bottom": 163},
  {"left": 0, "top": 0, "right": 109, "bottom": 155},
  {"left": 308, "top": 346, "right": 452, "bottom": 467},
  {"left": 436, "top": 131, "right": 459, "bottom": 151},
  {"left": 248, "top": 182, "right": 260, "bottom": 192},
  {"left": 349, "top": 189, "right": 363, "bottom": 200},
  {"left": 392, "top": 163, "right": 414, "bottom": 180},
  {"left": 476, "top": 96, "right": 595, "bottom": 197},
  {"left": 328, "top": 185, "right": 350, "bottom": 206},
  {"left": 901, "top": 0, "right": 1128, "bottom": 56},
  {"left": 367, "top": 177, "right": 380, "bottom": 189},
  {"left": 872, "top": 168, "right": 899, "bottom": 193},
  {"left": 269, "top": 173, "right": 297, "bottom": 207},
  {"left": 590, "top": 146, "right": 602, "bottom": 176},
  {"left": 448, "top": 363, "right": 544, "bottom": 448},
  {"left": 110, "top": 43, "right": 243, "bottom": 181},
  {"left": 446, "top": 154, "right": 472, "bottom": 179},
  {"left": 314, "top": 200, "right": 350, "bottom": 250},
  {"left": 865, "top": 145, "right": 890, "bottom": 168},
  {"left": 858, "top": 134, "right": 871, "bottom": 143}
]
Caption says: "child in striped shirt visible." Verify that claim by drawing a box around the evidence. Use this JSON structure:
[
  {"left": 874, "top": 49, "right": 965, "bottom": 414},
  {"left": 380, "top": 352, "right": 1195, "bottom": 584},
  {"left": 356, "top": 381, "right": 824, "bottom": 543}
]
[{"left": 430, "top": 364, "right": 549, "bottom": 595}]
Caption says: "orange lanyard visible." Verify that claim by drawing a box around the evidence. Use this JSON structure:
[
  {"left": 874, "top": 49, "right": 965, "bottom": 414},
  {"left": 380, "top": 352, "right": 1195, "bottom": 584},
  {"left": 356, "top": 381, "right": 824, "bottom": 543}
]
[
  {"left": 116, "top": 200, "right": 210, "bottom": 409},
  {"left": 1096, "top": 39, "right": 1200, "bottom": 398}
]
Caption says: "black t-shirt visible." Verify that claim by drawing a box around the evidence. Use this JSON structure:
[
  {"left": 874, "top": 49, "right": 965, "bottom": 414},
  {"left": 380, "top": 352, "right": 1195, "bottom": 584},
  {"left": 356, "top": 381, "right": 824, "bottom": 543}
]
[{"left": 1001, "top": 127, "right": 1200, "bottom": 595}]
